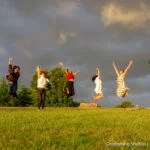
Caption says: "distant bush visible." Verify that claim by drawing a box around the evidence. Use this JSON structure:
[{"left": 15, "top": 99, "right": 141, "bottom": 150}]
[{"left": 115, "top": 100, "right": 134, "bottom": 108}]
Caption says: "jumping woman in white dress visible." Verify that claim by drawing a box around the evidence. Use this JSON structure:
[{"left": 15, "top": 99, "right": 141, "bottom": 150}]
[
  {"left": 92, "top": 67, "right": 104, "bottom": 103},
  {"left": 112, "top": 60, "right": 133, "bottom": 98}
]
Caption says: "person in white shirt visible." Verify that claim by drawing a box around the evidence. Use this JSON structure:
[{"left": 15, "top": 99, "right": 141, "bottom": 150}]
[
  {"left": 36, "top": 66, "right": 49, "bottom": 110},
  {"left": 112, "top": 60, "right": 133, "bottom": 98},
  {"left": 92, "top": 67, "right": 104, "bottom": 103}
]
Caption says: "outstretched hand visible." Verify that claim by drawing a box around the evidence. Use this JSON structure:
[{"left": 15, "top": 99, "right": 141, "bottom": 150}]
[
  {"left": 9, "top": 57, "right": 12, "bottom": 61},
  {"left": 75, "top": 70, "right": 80, "bottom": 74},
  {"left": 36, "top": 66, "right": 40, "bottom": 72},
  {"left": 112, "top": 61, "right": 115, "bottom": 66},
  {"left": 8, "top": 57, "right": 13, "bottom": 65},
  {"left": 59, "top": 62, "right": 64, "bottom": 66},
  {"left": 129, "top": 60, "right": 133, "bottom": 65}
]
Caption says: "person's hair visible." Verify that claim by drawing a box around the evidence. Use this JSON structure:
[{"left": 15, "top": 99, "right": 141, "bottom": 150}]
[
  {"left": 120, "top": 69, "right": 124, "bottom": 73},
  {"left": 17, "top": 66, "right": 20, "bottom": 70},
  {"left": 91, "top": 75, "right": 98, "bottom": 82},
  {"left": 67, "top": 68, "right": 72, "bottom": 73},
  {"left": 40, "top": 72, "right": 46, "bottom": 75},
  {"left": 13, "top": 65, "right": 20, "bottom": 71}
]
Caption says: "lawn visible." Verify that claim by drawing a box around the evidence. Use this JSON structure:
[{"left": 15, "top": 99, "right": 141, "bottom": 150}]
[{"left": 0, "top": 107, "right": 149, "bottom": 150}]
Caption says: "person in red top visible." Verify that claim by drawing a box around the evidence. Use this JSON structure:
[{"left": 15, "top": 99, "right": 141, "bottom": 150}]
[
  {"left": 59, "top": 62, "right": 80, "bottom": 97},
  {"left": 6, "top": 57, "right": 20, "bottom": 98}
]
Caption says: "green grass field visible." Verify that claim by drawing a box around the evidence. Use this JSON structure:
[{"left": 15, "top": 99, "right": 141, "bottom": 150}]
[{"left": 0, "top": 107, "right": 149, "bottom": 150}]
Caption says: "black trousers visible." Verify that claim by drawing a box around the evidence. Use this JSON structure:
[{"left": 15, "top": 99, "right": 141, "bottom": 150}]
[
  {"left": 37, "top": 88, "right": 46, "bottom": 109},
  {"left": 66, "top": 81, "right": 74, "bottom": 97}
]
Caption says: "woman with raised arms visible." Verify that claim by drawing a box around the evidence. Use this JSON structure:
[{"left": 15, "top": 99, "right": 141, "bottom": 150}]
[
  {"left": 112, "top": 60, "right": 133, "bottom": 98},
  {"left": 59, "top": 62, "right": 80, "bottom": 97}
]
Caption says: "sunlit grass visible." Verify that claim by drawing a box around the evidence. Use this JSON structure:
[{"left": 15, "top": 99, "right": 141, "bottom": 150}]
[{"left": 0, "top": 107, "right": 149, "bottom": 149}]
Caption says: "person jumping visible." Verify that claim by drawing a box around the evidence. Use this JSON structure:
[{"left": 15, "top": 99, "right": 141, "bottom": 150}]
[
  {"left": 112, "top": 60, "right": 133, "bottom": 98},
  {"left": 92, "top": 67, "right": 104, "bottom": 103},
  {"left": 59, "top": 62, "right": 80, "bottom": 97}
]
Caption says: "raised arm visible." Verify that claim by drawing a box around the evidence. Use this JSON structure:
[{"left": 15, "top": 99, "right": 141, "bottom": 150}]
[
  {"left": 96, "top": 67, "right": 100, "bottom": 77},
  {"left": 36, "top": 66, "right": 41, "bottom": 79},
  {"left": 8, "top": 57, "right": 13, "bottom": 65},
  {"left": 73, "top": 71, "right": 80, "bottom": 76},
  {"left": 112, "top": 61, "right": 119, "bottom": 76},
  {"left": 123, "top": 60, "right": 133, "bottom": 75},
  {"left": 8, "top": 57, "right": 13, "bottom": 74},
  {"left": 59, "top": 62, "right": 68, "bottom": 74}
]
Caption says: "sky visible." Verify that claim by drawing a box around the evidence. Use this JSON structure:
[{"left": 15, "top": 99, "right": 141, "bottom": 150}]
[{"left": 0, "top": 0, "right": 150, "bottom": 107}]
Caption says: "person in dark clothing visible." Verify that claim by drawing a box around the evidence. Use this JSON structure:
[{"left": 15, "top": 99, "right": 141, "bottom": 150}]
[{"left": 6, "top": 57, "right": 20, "bottom": 98}]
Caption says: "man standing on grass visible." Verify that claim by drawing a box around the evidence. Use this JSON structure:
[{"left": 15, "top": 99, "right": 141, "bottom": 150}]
[
  {"left": 36, "top": 66, "right": 49, "bottom": 110},
  {"left": 6, "top": 57, "right": 20, "bottom": 98}
]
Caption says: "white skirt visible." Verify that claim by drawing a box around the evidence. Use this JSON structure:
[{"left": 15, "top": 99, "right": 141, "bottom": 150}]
[{"left": 95, "top": 86, "right": 102, "bottom": 94}]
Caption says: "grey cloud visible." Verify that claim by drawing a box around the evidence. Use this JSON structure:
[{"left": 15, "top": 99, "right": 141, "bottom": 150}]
[
  {"left": 0, "top": 0, "right": 150, "bottom": 106},
  {"left": 100, "top": 0, "right": 150, "bottom": 29}
]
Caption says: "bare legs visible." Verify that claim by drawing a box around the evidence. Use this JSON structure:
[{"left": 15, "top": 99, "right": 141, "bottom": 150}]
[
  {"left": 123, "top": 87, "right": 130, "bottom": 98},
  {"left": 66, "top": 87, "right": 69, "bottom": 95},
  {"left": 117, "top": 87, "right": 130, "bottom": 98},
  {"left": 93, "top": 93, "right": 104, "bottom": 103}
]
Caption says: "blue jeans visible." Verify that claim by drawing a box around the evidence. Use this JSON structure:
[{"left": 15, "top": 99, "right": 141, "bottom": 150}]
[{"left": 8, "top": 82, "right": 18, "bottom": 98}]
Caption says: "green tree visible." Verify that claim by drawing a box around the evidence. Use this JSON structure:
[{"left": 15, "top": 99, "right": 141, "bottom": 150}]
[
  {"left": 30, "top": 69, "right": 50, "bottom": 107},
  {"left": 30, "top": 89, "right": 38, "bottom": 106},
  {"left": 18, "top": 85, "right": 33, "bottom": 106},
  {"left": 0, "top": 77, "right": 18, "bottom": 106},
  {"left": 115, "top": 100, "right": 134, "bottom": 108},
  {"left": 30, "top": 67, "right": 74, "bottom": 107},
  {"left": 0, "top": 78, "right": 10, "bottom": 106},
  {"left": 47, "top": 67, "right": 73, "bottom": 106}
]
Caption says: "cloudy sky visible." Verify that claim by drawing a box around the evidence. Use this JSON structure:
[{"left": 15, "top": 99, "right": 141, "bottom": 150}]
[{"left": 0, "top": 0, "right": 150, "bottom": 107}]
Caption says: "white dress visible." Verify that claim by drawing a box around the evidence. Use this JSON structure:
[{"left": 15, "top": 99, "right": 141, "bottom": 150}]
[
  {"left": 116, "top": 74, "right": 128, "bottom": 98},
  {"left": 94, "top": 76, "right": 103, "bottom": 94}
]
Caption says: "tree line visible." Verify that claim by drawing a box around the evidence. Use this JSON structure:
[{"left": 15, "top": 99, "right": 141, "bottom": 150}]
[{"left": 0, "top": 67, "right": 79, "bottom": 107}]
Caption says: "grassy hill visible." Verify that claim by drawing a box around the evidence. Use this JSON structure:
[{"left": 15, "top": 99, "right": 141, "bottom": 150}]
[{"left": 0, "top": 107, "right": 149, "bottom": 149}]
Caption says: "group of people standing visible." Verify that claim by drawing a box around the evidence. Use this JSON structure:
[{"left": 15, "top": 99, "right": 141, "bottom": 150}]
[{"left": 6, "top": 57, "right": 133, "bottom": 109}]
